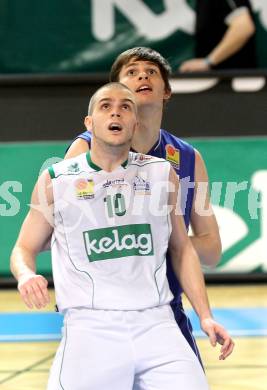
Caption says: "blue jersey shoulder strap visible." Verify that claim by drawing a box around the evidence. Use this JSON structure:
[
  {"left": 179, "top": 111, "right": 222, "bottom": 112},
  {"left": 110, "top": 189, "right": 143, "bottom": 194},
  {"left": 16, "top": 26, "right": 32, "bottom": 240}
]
[
  {"left": 77, "top": 131, "right": 92, "bottom": 144},
  {"left": 148, "top": 129, "right": 195, "bottom": 229}
]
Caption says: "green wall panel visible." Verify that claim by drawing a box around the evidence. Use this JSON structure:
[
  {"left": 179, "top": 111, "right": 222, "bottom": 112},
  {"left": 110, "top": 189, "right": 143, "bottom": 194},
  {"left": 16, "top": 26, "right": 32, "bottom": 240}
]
[
  {"left": 0, "top": 0, "right": 266, "bottom": 73},
  {"left": 0, "top": 142, "right": 67, "bottom": 276},
  {"left": 1, "top": 137, "right": 267, "bottom": 277}
]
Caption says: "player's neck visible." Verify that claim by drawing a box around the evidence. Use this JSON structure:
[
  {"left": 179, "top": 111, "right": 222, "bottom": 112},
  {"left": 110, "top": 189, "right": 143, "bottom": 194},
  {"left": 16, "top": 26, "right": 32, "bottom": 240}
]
[
  {"left": 131, "top": 106, "right": 162, "bottom": 154},
  {"left": 90, "top": 142, "right": 129, "bottom": 172}
]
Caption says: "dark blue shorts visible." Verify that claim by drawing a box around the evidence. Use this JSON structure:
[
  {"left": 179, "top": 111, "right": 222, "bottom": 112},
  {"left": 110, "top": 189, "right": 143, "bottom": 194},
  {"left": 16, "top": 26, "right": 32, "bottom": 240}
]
[{"left": 171, "top": 300, "right": 204, "bottom": 369}]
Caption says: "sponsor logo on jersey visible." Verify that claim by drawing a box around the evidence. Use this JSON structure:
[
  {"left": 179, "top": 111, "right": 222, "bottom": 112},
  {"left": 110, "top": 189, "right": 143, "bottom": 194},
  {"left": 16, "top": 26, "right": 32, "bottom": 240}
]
[
  {"left": 83, "top": 223, "right": 154, "bottom": 261},
  {"left": 133, "top": 176, "right": 151, "bottom": 195},
  {"left": 165, "top": 144, "right": 180, "bottom": 168},
  {"left": 132, "top": 153, "right": 153, "bottom": 163},
  {"left": 102, "top": 178, "right": 127, "bottom": 189},
  {"left": 68, "top": 162, "right": 80, "bottom": 173},
  {"left": 75, "top": 178, "right": 94, "bottom": 199}
]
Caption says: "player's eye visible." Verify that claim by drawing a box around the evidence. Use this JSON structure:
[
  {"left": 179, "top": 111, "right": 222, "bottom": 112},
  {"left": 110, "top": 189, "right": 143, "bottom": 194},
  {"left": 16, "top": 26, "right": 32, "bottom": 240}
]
[
  {"left": 101, "top": 103, "right": 110, "bottom": 109},
  {"left": 148, "top": 68, "right": 157, "bottom": 75},
  {"left": 122, "top": 104, "right": 130, "bottom": 110},
  {"left": 127, "top": 69, "right": 136, "bottom": 76}
]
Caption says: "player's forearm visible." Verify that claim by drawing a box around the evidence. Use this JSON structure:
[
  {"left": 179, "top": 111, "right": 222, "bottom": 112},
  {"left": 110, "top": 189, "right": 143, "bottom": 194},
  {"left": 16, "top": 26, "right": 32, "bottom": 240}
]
[
  {"left": 11, "top": 245, "right": 50, "bottom": 309},
  {"left": 170, "top": 242, "right": 212, "bottom": 321},
  {"left": 208, "top": 17, "right": 255, "bottom": 67},
  {"left": 190, "top": 233, "right": 221, "bottom": 268},
  {"left": 10, "top": 246, "right": 37, "bottom": 281}
]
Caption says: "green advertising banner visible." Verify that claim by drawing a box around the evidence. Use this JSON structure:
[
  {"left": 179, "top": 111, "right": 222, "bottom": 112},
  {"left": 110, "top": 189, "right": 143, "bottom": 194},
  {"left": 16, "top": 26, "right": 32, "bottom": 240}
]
[
  {"left": 0, "top": 0, "right": 267, "bottom": 73},
  {"left": 0, "top": 137, "right": 267, "bottom": 278},
  {"left": 0, "top": 142, "right": 66, "bottom": 277},
  {"left": 191, "top": 137, "right": 267, "bottom": 275}
]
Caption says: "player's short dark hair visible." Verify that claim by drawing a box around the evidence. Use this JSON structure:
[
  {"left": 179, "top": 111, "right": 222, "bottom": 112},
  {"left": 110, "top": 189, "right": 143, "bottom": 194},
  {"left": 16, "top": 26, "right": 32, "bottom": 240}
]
[
  {"left": 88, "top": 82, "right": 136, "bottom": 115},
  {"left": 109, "top": 47, "right": 172, "bottom": 93}
]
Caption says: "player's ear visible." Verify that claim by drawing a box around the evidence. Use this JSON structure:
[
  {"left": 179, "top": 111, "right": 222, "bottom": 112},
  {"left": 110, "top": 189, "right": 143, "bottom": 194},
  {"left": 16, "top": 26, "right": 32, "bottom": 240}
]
[
  {"left": 163, "top": 88, "right": 171, "bottom": 101},
  {"left": 133, "top": 120, "right": 139, "bottom": 134},
  {"left": 84, "top": 116, "right": 93, "bottom": 131}
]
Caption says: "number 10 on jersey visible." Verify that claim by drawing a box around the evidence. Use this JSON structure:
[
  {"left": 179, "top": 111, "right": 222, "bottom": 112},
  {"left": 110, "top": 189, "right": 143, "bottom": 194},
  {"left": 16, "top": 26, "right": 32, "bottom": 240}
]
[{"left": 104, "top": 193, "right": 126, "bottom": 218}]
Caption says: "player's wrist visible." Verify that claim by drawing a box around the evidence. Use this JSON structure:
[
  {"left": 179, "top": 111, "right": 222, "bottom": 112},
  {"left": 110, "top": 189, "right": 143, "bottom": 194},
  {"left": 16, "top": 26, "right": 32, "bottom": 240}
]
[
  {"left": 199, "top": 312, "right": 213, "bottom": 322},
  {"left": 200, "top": 316, "right": 215, "bottom": 328},
  {"left": 204, "top": 55, "right": 214, "bottom": 69},
  {"left": 17, "top": 272, "right": 37, "bottom": 287}
]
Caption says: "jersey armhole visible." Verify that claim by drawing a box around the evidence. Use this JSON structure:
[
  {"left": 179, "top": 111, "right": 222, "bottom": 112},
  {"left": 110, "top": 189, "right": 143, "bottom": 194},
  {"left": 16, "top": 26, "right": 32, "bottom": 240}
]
[
  {"left": 48, "top": 166, "right": 55, "bottom": 179},
  {"left": 225, "top": 6, "right": 249, "bottom": 25}
]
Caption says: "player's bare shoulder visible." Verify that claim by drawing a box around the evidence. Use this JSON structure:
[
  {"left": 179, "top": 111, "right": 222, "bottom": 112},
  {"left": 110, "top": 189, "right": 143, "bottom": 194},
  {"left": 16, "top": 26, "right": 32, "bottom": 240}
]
[
  {"left": 65, "top": 138, "right": 90, "bottom": 159},
  {"left": 193, "top": 148, "right": 209, "bottom": 182}
]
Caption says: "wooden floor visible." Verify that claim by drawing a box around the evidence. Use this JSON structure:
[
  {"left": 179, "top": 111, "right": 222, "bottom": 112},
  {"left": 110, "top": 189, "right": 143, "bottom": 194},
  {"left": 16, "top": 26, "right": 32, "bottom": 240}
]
[{"left": 0, "top": 285, "right": 267, "bottom": 390}]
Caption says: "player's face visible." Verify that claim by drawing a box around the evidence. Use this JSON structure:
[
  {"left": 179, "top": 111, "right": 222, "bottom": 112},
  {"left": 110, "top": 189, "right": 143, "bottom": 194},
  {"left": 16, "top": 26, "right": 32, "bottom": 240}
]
[
  {"left": 118, "top": 59, "right": 171, "bottom": 108},
  {"left": 86, "top": 87, "right": 137, "bottom": 148}
]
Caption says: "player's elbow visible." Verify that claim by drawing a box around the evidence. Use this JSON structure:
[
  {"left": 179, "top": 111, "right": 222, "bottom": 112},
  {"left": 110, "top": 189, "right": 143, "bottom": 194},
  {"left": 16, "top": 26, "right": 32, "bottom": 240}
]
[
  {"left": 204, "top": 237, "right": 222, "bottom": 268},
  {"left": 244, "top": 18, "right": 255, "bottom": 39},
  {"left": 237, "top": 14, "right": 256, "bottom": 40}
]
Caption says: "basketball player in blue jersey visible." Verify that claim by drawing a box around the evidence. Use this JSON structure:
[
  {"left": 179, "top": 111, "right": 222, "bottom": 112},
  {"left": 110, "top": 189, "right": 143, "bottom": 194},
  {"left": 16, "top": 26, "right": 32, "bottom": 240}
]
[{"left": 65, "top": 48, "right": 234, "bottom": 363}]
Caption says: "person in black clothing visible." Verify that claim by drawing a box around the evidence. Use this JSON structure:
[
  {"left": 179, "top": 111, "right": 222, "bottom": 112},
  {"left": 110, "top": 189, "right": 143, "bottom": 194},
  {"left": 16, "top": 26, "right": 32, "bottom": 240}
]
[{"left": 180, "top": 0, "right": 256, "bottom": 71}]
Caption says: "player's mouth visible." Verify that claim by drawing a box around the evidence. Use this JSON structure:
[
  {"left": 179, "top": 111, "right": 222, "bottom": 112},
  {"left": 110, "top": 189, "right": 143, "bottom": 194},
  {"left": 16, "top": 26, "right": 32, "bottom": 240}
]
[
  {"left": 108, "top": 122, "right": 122, "bottom": 132},
  {"left": 135, "top": 85, "right": 152, "bottom": 93}
]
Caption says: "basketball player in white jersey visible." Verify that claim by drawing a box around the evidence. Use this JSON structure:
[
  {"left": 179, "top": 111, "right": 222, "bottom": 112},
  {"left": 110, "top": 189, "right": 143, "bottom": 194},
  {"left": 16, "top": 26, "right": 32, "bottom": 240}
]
[{"left": 11, "top": 82, "right": 218, "bottom": 389}]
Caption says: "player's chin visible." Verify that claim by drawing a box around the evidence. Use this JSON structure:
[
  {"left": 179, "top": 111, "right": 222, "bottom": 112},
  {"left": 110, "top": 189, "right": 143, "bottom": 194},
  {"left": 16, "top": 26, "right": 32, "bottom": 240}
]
[
  {"left": 135, "top": 95, "right": 157, "bottom": 106},
  {"left": 106, "top": 138, "right": 131, "bottom": 147},
  {"left": 135, "top": 92, "right": 153, "bottom": 100}
]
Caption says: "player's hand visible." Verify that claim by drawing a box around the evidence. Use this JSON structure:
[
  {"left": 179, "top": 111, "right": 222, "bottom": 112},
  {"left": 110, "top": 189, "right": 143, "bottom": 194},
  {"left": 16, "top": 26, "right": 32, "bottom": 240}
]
[
  {"left": 18, "top": 274, "right": 50, "bottom": 310},
  {"left": 179, "top": 58, "right": 210, "bottom": 73},
  {"left": 200, "top": 317, "right": 235, "bottom": 360}
]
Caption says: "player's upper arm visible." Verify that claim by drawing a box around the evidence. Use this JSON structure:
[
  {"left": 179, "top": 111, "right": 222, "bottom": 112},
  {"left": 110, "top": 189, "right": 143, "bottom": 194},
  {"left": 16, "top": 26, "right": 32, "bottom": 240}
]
[
  {"left": 15, "top": 170, "right": 54, "bottom": 255},
  {"left": 168, "top": 166, "right": 190, "bottom": 253},
  {"left": 190, "top": 149, "right": 220, "bottom": 241},
  {"left": 65, "top": 138, "right": 90, "bottom": 159},
  {"left": 225, "top": 5, "right": 255, "bottom": 35}
]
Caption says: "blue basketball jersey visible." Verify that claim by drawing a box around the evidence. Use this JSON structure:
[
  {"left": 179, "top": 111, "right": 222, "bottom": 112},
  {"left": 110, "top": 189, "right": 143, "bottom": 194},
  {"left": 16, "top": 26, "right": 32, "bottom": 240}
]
[{"left": 68, "top": 129, "right": 195, "bottom": 303}]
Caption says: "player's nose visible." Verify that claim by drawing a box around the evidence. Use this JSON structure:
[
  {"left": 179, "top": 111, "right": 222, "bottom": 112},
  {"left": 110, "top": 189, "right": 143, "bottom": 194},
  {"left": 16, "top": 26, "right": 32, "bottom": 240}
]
[
  {"left": 111, "top": 112, "right": 121, "bottom": 117},
  {"left": 138, "top": 72, "right": 149, "bottom": 80}
]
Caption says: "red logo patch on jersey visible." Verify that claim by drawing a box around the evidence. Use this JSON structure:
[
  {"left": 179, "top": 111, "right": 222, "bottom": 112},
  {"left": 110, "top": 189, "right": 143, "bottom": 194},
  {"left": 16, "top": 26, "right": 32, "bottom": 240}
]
[
  {"left": 165, "top": 144, "right": 180, "bottom": 168},
  {"left": 75, "top": 179, "right": 94, "bottom": 199}
]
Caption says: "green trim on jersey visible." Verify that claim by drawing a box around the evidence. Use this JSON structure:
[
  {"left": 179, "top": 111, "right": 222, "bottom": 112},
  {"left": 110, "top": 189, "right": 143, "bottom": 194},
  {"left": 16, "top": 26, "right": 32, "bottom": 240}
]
[
  {"left": 48, "top": 166, "right": 55, "bottom": 179},
  {"left": 59, "top": 321, "right": 68, "bottom": 389},
  {"left": 130, "top": 160, "right": 169, "bottom": 167},
  {"left": 86, "top": 152, "right": 101, "bottom": 171},
  {"left": 58, "top": 210, "right": 95, "bottom": 306},
  {"left": 121, "top": 159, "right": 128, "bottom": 168},
  {"left": 86, "top": 152, "right": 128, "bottom": 171},
  {"left": 49, "top": 171, "right": 87, "bottom": 179}
]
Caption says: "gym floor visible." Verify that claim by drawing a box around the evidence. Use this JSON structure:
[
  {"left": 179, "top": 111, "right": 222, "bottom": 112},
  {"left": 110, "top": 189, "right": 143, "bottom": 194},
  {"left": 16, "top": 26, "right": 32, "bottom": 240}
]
[{"left": 0, "top": 284, "right": 266, "bottom": 390}]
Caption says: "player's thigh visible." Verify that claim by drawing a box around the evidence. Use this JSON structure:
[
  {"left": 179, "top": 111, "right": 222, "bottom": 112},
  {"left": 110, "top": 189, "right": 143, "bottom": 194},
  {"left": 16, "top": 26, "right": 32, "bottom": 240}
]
[
  {"left": 171, "top": 301, "right": 203, "bottom": 367},
  {"left": 133, "top": 359, "right": 209, "bottom": 390},
  {"left": 133, "top": 308, "right": 209, "bottom": 390},
  {"left": 47, "top": 321, "right": 134, "bottom": 389}
]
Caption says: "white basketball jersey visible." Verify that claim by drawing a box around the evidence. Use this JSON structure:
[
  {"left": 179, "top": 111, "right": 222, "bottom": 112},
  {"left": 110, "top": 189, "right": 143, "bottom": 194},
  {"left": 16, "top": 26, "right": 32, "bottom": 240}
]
[{"left": 49, "top": 152, "right": 174, "bottom": 312}]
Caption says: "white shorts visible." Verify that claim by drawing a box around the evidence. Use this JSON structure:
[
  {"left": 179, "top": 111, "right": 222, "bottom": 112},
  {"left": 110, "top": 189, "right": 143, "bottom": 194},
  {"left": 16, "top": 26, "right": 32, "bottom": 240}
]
[{"left": 47, "top": 305, "right": 209, "bottom": 390}]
